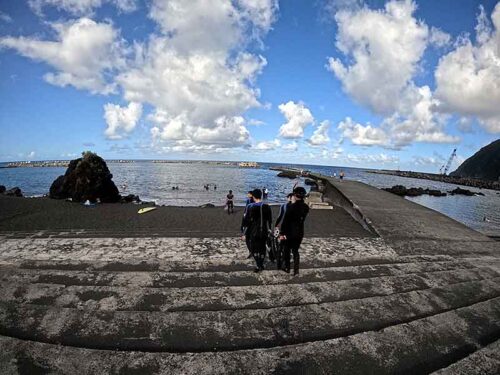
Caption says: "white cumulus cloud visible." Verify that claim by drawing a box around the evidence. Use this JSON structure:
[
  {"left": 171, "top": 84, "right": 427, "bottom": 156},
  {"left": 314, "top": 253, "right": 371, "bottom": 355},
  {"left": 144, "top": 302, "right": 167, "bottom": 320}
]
[
  {"left": 308, "top": 120, "right": 331, "bottom": 146},
  {"left": 278, "top": 101, "right": 314, "bottom": 139},
  {"left": 254, "top": 139, "right": 281, "bottom": 151},
  {"left": 1, "top": 1, "right": 278, "bottom": 149},
  {"left": 0, "top": 18, "right": 125, "bottom": 94},
  {"left": 434, "top": 3, "right": 500, "bottom": 133},
  {"left": 28, "top": 0, "right": 137, "bottom": 16},
  {"left": 150, "top": 113, "right": 250, "bottom": 148},
  {"left": 104, "top": 102, "right": 142, "bottom": 140},
  {"left": 124, "top": 0, "right": 277, "bottom": 151},
  {"left": 327, "top": 0, "right": 459, "bottom": 149},
  {"left": 327, "top": 0, "right": 428, "bottom": 114},
  {"left": 429, "top": 26, "right": 451, "bottom": 48},
  {"left": 338, "top": 117, "right": 388, "bottom": 147}
]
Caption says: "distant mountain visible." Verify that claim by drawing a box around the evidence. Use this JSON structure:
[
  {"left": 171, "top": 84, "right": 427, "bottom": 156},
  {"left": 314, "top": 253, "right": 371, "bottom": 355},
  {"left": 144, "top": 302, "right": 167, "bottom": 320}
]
[{"left": 450, "top": 139, "right": 500, "bottom": 181}]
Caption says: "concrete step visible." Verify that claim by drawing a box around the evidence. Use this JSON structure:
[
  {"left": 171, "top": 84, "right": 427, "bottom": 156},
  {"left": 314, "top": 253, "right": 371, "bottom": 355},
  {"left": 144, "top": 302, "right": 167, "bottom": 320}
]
[
  {"left": 0, "top": 237, "right": 394, "bottom": 265},
  {"left": 6, "top": 253, "right": 456, "bottom": 272},
  {"left": 1, "top": 268, "right": 497, "bottom": 312},
  {"left": 388, "top": 238, "right": 500, "bottom": 258},
  {"left": 431, "top": 339, "right": 500, "bottom": 374},
  {"left": 1, "top": 278, "right": 499, "bottom": 352},
  {"left": 1, "top": 297, "right": 500, "bottom": 374},
  {"left": 0, "top": 259, "right": 478, "bottom": 288}
]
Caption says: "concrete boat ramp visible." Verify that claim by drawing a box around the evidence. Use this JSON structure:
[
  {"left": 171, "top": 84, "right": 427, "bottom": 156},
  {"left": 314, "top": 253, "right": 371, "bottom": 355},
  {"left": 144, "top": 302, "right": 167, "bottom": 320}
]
[{"left": 1, "top": 177, "right": 499, "bottom": 374}]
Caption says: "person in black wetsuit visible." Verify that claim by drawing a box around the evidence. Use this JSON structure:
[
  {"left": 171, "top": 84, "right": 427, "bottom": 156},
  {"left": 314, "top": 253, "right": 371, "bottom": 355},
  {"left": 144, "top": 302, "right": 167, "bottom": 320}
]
[
  {"left": 279, "top": 186, "right": 309, "bottom": 275},
  {"left": 226, "top": 190, "right": 234, "bottom": 214},
  {"left": 274, "top": 193, "right": 293, "bottom": 269},
  {"left": 262, "top": 187, "right": 268, "bottom": 200},
  {"left": 241, "top": 191, "right": 254, "bottom": 258},
  {"left": 275, "top": 193, "right": 293, "bottom": 228},
  {"left": 242, "top": 188, "right": 272, "bottom": 272}
]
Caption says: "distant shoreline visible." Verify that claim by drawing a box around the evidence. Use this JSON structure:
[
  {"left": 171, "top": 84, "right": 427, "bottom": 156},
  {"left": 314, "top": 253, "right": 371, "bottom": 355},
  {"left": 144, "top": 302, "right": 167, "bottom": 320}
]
[{"left": 0, "top": 159, "right": 261, "bottom": 169}]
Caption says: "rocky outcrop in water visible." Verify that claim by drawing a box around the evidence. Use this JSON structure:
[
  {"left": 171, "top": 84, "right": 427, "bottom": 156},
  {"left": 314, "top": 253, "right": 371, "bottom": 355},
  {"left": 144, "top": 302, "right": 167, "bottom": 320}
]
[
  {"left": 277, "top": 171, "right": 299, "bottom": 179},
  {"left": 450, "top": 139, "right": 500, "bottom": 181},
  {"left": 383, "top": 185, "right": 447, "bottom": 197},
  {"left": 304, "top": 179, "right": 316, "bottom": 186},
  {"left": 49, "top": 152, "right": 120, "bottom": 203},
  {"left": 448, "top": 187, "right": 484, "bottom": 196}
]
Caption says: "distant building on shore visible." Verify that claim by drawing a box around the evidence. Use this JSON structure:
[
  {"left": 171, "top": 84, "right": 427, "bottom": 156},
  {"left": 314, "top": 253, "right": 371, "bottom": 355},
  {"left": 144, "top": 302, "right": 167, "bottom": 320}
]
[{"left": 238, "top": 161, "right": 259, "bottom": 168}]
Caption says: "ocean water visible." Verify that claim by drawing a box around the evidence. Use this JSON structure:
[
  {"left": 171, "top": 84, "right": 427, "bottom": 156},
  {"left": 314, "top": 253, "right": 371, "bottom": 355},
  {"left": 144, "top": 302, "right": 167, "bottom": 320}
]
[{"left": 0, "top": 161, "right": 499, "bottom": 236}]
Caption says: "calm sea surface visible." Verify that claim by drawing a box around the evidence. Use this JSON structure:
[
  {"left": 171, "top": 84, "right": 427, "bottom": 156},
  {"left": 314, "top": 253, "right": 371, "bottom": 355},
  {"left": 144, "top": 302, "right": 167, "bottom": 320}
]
[{"left": 0, "top": 161, "right": 499, "bottom": 236}]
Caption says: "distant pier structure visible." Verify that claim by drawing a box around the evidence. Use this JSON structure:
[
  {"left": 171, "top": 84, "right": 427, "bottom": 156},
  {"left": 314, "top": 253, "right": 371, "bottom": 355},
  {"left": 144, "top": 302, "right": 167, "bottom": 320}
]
[
  {"left": 3, "top": 160, "right": 69, "bottom": 168},
  {"left": 2, "top": 159, "right": 135, "bottom": 168},
  {"left": 238, "top": 161, "right": 259, "bottom": 168}
]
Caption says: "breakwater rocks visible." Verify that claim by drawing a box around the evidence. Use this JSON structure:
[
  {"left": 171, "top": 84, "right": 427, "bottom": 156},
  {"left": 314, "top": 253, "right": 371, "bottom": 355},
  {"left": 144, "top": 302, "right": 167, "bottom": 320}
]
[
  {"left": 371, "top": 170, "right": 500, "bottom": 191},
  {"left": 449, "top": 187, "right": 484, "bottom": 196},
  {"left": 383, "top": 185, "right": 447, "bottom": 197},
  {"left": 273, "top": 167, "right": 311, "bottom": 179},
  {"left": 383, "top": 185, "right": 485, "bottom": 197}
]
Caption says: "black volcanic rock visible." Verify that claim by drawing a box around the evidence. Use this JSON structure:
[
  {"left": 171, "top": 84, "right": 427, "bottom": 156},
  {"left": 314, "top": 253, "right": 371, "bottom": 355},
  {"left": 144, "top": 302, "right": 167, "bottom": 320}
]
[
  {"left": 121, "top": 194, "right": 141, "bottom": 203},
  {"left": 450, "top": 139, "right": 500, "bottom": 181},
  {"left": 0, "top": 185, "right": 5, "bottom": 194},
  {"left": 383, "top": 185, "right": 407, "bottom": 196},
  {"left": 383, "top": 185, "right": 447, "bottom": 197},
  {"left": 277, "top": 171, "right": 299, "bottom": 179},
  {"left": 49, "top": 152, "right": 120, "bottom": 203},
  {"left": 304, "top": 178, "right": 317, "bottom": 186},
  {"left": 406, "top": 187, "right": 424, "bottom": 197},
  {"left": 427, "top": 189, "right": 447, "bottom": 197},
  {"left": 5, "top": 187, "right": 23, "bottom": 197},
  {"left": 448, "top": 187, "right": 476, "bottom": 196}
]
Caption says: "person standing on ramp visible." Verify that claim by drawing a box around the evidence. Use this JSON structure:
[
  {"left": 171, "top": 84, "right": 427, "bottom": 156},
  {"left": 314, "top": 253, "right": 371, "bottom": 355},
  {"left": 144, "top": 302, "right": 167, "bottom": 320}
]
[
  {"left": 279, "top": 187, "right": 309, "bottom": 275},
  {"left": 241, "top": 190, "right": 254, "bottom": 258},
  {"left": 275, "top": 193, "right": 293, "bottom": 269},
  {"left": 242, "top": 188, "right": 272, "bottom": 272}
]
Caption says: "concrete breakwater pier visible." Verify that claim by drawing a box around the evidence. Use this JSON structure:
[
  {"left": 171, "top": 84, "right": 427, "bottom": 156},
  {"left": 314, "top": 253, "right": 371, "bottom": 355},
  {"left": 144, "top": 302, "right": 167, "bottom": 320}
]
[{"left": 0, "top": 175, "right": 499, "bottom": 374}]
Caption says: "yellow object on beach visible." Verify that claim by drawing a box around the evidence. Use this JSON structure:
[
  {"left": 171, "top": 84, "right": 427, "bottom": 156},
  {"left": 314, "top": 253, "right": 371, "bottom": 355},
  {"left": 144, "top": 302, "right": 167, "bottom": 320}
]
[{"left": 138, "top": 207, "right": 157, "bottom": 214}]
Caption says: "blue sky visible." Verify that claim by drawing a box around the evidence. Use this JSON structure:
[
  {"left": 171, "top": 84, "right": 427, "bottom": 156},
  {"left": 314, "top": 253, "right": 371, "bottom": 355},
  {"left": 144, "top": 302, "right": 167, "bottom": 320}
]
[{"left": 1, "top": 0, "right": 499, "bottom": 172}]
